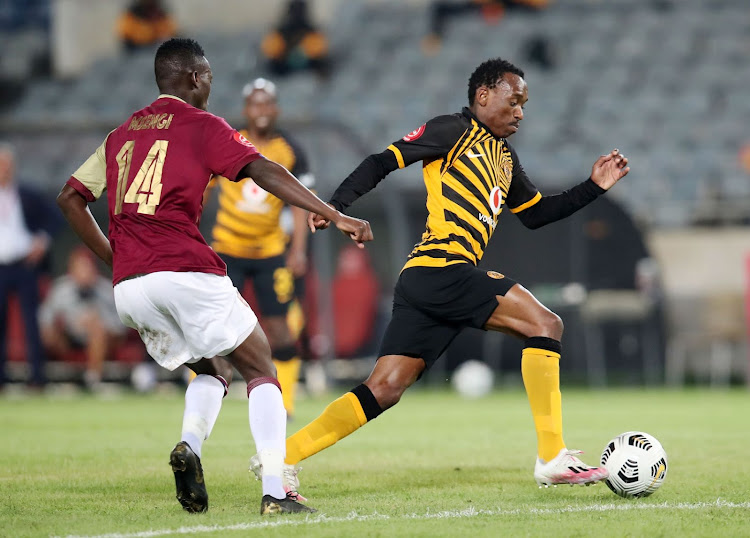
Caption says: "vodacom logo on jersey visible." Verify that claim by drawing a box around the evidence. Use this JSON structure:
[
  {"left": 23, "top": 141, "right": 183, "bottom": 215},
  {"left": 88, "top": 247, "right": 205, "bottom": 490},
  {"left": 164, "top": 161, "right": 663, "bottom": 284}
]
[
  {"left": 479, "top": 186, "right": 503, "bottom": 229},
  {"left": 489, "top": 186, "right": 503, "bottom": 214},
  {"left": 402, "top": 124, "right": 426, "bottom": 142}
]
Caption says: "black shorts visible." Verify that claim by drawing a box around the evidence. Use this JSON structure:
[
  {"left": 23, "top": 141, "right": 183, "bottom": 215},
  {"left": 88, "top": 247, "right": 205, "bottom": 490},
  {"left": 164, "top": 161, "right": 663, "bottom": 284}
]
[
  {"left": 379, "top": 264, "right": 517, "bottom": 369},
  {"left": 221, "top": 254, "right": 294, "bottom": 317}
]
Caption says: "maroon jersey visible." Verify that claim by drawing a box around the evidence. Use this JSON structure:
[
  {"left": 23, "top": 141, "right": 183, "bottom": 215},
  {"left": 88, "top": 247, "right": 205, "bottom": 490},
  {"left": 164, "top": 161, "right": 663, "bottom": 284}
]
[{"left": 67, "top": 95, "right": 262, "bottom": 284}]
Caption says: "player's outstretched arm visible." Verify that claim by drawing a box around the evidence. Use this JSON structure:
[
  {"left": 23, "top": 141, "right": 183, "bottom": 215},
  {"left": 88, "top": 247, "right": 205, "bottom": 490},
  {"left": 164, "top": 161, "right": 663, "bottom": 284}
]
[
  {"left": 513, "top": 149, "right": 630, "bottom": 230},
  {"left": 57, "top": 184, "right": 113, "bottom": 267},
  {"left": 245, "top": 158, "right": 373, "bottom": 248}
]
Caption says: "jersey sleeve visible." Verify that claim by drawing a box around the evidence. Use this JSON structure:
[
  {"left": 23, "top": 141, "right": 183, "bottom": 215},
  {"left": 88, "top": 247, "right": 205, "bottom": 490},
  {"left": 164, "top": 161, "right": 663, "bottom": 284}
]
[
  {"left": 506, "top": 141, "right": 606, "bottom": 230},
  {"left": 67, "top": 137, "right": 108, "bottom": 202},
  {"left": 386, "top": 114, "right": 467, "bottom": 169},
  {"left": 504, "top": 143, "right": 541, "bottom": 213},
  {"left": 286, "top": 133, "right": 315, "bottom": 189},
  {"left": 328, "top": 114, "right": 466, "bottom": 212},
  {"left": 202, "top": 115, "right": 264, "bottom": 181}
]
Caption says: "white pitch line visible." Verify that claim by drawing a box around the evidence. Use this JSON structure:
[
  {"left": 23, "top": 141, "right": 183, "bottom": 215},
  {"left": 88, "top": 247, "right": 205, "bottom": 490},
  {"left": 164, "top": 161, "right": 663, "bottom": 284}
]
[{"left": 56, "top": 500, "right": 750, "bottom": 538}]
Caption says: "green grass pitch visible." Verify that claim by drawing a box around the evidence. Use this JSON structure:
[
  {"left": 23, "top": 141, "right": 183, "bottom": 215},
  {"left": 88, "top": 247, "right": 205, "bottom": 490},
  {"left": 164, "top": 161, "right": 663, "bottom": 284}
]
[{"left": 3, "top": 387, "right": 749, "bottom": 537}]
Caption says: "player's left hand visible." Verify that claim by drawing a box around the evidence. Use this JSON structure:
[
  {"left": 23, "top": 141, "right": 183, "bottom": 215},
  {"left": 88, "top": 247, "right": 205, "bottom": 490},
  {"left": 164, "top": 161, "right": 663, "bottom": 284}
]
[
  {"left": 286, "top": 247, "right": 308, "bottom": 278},
  {"left": 590, "top": 149, "right": 630, "bottom": 191}
]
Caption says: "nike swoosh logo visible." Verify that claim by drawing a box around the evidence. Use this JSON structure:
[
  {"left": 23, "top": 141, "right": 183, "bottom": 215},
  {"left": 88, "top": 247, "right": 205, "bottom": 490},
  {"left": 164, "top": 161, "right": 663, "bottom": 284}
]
[{"left": 466, "top": 151, "right": 484, "bottom": 158}]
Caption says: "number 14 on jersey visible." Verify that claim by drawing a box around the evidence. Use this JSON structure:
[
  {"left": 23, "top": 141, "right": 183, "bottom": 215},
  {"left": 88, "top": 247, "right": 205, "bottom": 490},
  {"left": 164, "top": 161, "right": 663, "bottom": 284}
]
[{"left": 115, "top": 140, "right": 168, "bottom": 215}]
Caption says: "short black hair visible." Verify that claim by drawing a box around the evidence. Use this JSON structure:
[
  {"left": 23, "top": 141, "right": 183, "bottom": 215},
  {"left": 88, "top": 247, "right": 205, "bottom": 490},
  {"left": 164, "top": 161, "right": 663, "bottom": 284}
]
[
  {"left": 154, "top": 38, "right": 206, "bottom": 90},
  {"left": 467, "top": 58, "right": 525, "bottom": 105}
]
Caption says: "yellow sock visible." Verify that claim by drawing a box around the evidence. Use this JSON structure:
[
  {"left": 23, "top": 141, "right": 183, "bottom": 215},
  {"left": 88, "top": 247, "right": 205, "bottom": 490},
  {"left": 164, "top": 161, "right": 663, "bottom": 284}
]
[
  {"left": 521, "top": 346, "right": 566, "bottom": 462},
  {"left": 286, "top": 392, "right": 367, "bottom": 465},
  {"left": 273, "top": 357, "right": 301, "bottom": 416}
]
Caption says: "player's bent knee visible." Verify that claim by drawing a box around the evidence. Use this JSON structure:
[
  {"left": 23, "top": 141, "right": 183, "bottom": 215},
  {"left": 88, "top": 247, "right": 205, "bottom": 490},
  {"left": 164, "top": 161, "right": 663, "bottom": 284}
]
[
  {"left": 537, "top": 311, "right": 564, "bottom": 340},
  {"left": 365, "top": 379, "right": 407, "bottom": 410}
]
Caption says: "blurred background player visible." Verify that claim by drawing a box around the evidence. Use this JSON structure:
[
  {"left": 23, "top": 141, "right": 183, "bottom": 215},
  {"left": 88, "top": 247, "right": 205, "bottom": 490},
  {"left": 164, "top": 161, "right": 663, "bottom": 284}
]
[
  {"left": 422, "top": 0, "right": 555, "bottom": 69},
  {"left": 117, "top": 0, "right": 178, "bottom": 53},
  {"left": 261, "top": 0, "right": 330, "bottom": 79},
  {"left": 0, "top": 143, "right": 59, "bottom": 389},
  {"left": 57, "top": 37, "right": 370, "bottom": 514},
  {"left": 39, "top": 246, "right": 126, "bottom": 391},
  {"left": 206, "top": 77, "right": 314, "bottom": 419}
]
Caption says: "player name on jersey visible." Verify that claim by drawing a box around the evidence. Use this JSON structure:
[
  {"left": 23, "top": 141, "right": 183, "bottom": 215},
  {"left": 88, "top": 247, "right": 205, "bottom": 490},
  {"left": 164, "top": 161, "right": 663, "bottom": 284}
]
[{"left": 128, "top": 113, "right": 175, "bottom": 131}]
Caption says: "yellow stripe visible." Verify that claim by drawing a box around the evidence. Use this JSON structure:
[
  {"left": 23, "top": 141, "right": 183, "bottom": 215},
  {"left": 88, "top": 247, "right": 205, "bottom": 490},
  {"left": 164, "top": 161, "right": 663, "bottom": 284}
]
[
  {"left": 448, "top": 163, "right": 491, "bottom": 199},
  {"left": 444, "top": 125, "right": 481, "bottom": 174},
  {"left": 522, "top": 347, "right": 561, "bottom": 359},
  {"left": 344, "top": 392, "right": 368, "bottom": 426},
  {"left": 241, "top": 130, "right": 297, "bottom": 170},
  {"left": 402, "top": 257, "right": 468, "bottom": 270},
  {"left": 411, "top": 245, "right": 477, "bottom": 264},
  {"left": 444, "top": 202, "right": 489, "bottom": 245},
  {"left": 215, "top": 209, "right": 272, "bottom": 237},
  {"left": 212, "top": 237, "right": 286, "bottom": 259},
  {"left": 510, "top": 191, "right": 542, "bottom": 213},
  {"left": 213, "top": 222, "right": 260, "bottom": 242},
  {"left": 387, "top": 144, "right": 405, "bottom": 168},
  {"left": 443, "top": 127, "right": 473, "bottom": 170},
  {"left": 443, "top": 174, "right": 490, "bottom": 215}
]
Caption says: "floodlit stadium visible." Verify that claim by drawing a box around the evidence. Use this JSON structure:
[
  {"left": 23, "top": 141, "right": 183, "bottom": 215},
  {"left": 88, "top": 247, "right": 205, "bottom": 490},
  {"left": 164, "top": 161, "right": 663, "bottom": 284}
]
[{"left": 1, "top": 0, "right": 749, "bottom": 535}]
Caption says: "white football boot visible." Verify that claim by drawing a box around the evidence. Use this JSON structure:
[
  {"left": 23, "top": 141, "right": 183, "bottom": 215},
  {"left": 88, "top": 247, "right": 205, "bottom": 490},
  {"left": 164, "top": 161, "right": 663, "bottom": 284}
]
[
  {"left": 534, "top": 448, "right": 609, "bottom": 487},
  {"left": 249, "top": 453, "right": 307, "bottom": 502}
]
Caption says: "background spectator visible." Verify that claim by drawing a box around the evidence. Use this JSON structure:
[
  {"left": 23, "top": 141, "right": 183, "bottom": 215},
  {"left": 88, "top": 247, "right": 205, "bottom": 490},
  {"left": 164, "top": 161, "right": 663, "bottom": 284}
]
[
  {"left": 117, "top": 0, "right": 177, "bottom": 52},
  {"left": 39, "top": 247, "right": 126, "bottom": 391},
  {"left": 261, "top": 0, "right": 330, "bottom": 78},
  {"left": 423, "top": 0, "right": 553, "bottom": 62},
  {"left": 0, "top": 143, "right": 59, "bottom": 388}
]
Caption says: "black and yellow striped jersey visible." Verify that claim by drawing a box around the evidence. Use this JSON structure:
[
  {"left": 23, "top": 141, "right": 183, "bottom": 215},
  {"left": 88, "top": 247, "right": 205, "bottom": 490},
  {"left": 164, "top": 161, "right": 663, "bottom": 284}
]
[
  {"left": 210, "top": 129, "right": 314, "bottom": 259},
  {"left": 330, "top": 107, "right": 605, "bottom": 270},
  {"left": 332, "top": 108, "right": 541, "bottom": 270}
]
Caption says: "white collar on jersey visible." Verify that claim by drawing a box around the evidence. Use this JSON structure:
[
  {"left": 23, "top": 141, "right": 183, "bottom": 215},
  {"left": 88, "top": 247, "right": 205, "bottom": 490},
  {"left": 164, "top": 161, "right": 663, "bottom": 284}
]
[{"left": 158, "top": 94, "right": 187, "bottom": 103}]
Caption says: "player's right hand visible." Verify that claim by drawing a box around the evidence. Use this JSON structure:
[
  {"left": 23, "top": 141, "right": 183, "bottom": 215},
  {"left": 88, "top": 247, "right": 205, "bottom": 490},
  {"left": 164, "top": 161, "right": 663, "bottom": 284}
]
[{"left": 334, "top": 214, "right": 373, "bottom": 248}]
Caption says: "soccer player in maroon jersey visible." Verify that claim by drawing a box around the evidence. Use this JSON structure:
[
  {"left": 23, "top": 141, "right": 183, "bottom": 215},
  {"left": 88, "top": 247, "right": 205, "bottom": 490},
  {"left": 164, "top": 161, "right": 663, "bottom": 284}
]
[{"left": 56, "top": 38, "right": 372, "bottom": 515}]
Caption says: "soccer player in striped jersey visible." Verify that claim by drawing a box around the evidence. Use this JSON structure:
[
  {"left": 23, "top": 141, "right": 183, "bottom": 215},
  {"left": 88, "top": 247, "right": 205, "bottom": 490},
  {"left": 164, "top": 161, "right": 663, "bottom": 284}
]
[
  {"left": 265, "top": 58, "right": 630, "bottom": 497},
  {"left": 207, "top": 79, "right": 313, "bottom": 419}
]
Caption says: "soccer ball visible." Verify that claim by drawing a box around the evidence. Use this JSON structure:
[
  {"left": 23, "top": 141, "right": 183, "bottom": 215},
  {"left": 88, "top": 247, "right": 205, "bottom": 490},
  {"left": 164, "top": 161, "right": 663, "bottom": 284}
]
[
  {"left": 600, "top": 431, "right": 668, "bottom": 498},
  {"left": 451, "top": 360, "right": 494, "bottom": 398}
]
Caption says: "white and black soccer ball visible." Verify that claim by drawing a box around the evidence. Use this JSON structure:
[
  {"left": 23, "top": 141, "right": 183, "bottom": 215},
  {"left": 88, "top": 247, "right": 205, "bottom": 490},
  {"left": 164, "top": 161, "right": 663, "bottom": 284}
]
[
  {"left": 600, "top": 431, "right": 668, "bottom": 498},
  {"left": 451, "top": 360, "right": 494, "bottom": 399}
]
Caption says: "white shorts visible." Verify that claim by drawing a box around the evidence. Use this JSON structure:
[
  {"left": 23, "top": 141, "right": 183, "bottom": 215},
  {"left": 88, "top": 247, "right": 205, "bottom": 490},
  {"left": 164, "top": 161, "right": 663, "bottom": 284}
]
[{"left": 114, "top": 272, "right": 258, "bottom": 371}]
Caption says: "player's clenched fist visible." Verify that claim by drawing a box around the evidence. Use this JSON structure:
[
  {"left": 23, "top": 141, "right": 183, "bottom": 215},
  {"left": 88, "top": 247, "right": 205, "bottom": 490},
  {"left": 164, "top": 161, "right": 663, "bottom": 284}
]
[
  {"left": 306, "top": 204, "right": 373, "bottom": 248},
  {"left": 333, "top": 214, "right": 373, "bottom": 248}
]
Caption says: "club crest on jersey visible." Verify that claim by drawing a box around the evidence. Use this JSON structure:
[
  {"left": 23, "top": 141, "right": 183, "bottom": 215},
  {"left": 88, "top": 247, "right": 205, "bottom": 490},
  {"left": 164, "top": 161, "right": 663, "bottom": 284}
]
[
  {"left": 486, "top": 271, "right": 504, "bottom": 280},
  {"left": 233, "top": 131, "right": 255, "bottom": 147},
  {"left": 402, "top": 124, "right": 426, "bottom": 142},
  {"left": 236, "top": 179, "right": 269, "bottom": 213},
  {"left": 489, "top": 186, "right": 503, "bottom": 215}
]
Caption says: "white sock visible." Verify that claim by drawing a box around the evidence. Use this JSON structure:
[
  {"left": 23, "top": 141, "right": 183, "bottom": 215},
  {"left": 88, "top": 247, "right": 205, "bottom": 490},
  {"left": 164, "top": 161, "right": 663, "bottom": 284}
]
[
  {"left": 248, "top": 382, "right": 287, "bottom": 498},
  {"left": 181, "top": 374, "right": 225, "bottom": 459}
]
